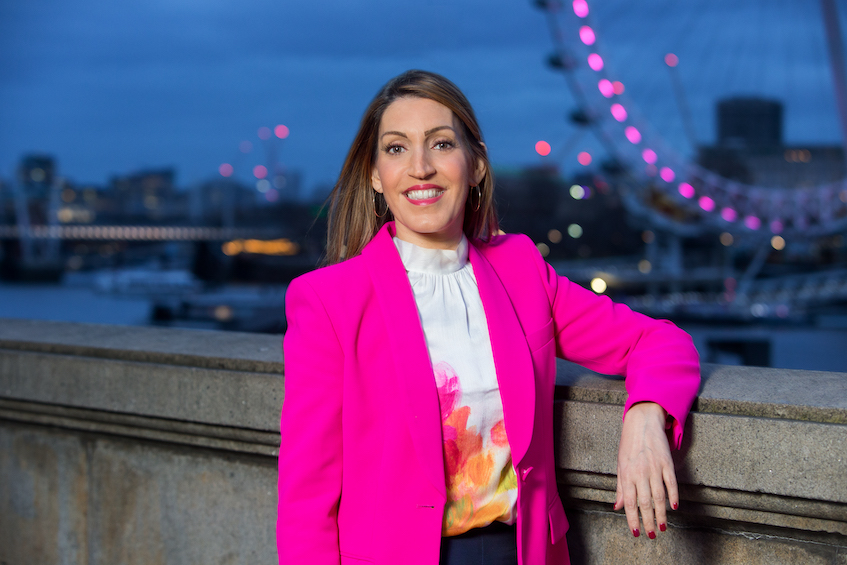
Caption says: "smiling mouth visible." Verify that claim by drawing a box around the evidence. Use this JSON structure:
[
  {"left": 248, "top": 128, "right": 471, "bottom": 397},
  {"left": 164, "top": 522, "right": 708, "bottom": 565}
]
[{"left": 405, "top": 188, "right": 444, "bottom": 201}]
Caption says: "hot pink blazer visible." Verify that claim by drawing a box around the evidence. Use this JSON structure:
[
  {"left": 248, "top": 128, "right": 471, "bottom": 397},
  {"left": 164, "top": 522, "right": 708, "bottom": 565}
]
[{"left": 277, "top": 222, "right": 700, "bottom": 565}]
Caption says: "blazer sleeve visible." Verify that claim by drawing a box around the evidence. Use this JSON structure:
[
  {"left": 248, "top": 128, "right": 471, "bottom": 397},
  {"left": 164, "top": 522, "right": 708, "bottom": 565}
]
[
  {"left": 278, "top": 276, "right": 343, "bottom": 564},
  {"left": 529, "top": 243, "right": 700, "bottom": 448}
]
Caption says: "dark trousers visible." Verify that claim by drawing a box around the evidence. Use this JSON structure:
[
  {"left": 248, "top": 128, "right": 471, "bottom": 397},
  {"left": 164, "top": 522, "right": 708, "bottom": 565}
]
[{"left": 439, "top": 522, "right": 518, "bottom": 565}]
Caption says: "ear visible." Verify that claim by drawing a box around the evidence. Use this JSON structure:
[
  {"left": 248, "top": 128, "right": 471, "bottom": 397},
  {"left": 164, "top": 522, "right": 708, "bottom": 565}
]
[
  {"left": 371, "top": 167, "right": 383, "bottom": 193},
  {"left": 472, "top": 143, "right": 487, "bottom": 187}
]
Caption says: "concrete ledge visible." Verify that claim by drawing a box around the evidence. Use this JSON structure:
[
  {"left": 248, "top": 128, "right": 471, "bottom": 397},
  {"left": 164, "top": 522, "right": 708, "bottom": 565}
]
[{"left": 1, "top": 318, "right": 845, "bottom": 564}]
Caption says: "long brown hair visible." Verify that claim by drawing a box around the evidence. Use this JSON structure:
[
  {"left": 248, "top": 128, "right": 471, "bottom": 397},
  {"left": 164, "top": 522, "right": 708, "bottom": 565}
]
[{"left": 325, "top": 70, "right": 499, "bottom": 265}]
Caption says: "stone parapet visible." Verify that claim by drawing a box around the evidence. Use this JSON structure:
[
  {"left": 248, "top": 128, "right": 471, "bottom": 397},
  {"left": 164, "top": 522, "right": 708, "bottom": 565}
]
[{"left": 0, "top": 318, "right": 845, "bottom": 564}]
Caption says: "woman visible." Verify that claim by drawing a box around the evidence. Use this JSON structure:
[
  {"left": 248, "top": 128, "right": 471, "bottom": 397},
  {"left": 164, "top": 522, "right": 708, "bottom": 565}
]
[{"left": 277, "top": 70, "right": 700, "bottom": 565}]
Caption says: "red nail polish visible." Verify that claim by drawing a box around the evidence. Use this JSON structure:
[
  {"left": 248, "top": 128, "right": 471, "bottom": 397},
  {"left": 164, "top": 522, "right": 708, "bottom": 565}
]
[
  {"left": 632, "top": 528, "right": 640, "bottom": 538},
  {"left": 659, "top": 523, "right": 666, "bottom": 532},
  {"left": 648, "top": 531, "right": 656, "bottom": 540},
  {"left": 672, "top": 502, "right": 679, "bottom": 510}
]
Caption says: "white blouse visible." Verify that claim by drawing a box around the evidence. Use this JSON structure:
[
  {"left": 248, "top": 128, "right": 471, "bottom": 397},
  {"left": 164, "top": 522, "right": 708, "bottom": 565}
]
[{"left": 394, "top": 236, "right": 518, "bottom": 536}]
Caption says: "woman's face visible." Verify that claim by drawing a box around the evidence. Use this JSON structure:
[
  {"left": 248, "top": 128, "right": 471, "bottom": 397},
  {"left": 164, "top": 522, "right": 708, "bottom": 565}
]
[{"left": 371, "top": 97, "right": 484, "bottom": 249}]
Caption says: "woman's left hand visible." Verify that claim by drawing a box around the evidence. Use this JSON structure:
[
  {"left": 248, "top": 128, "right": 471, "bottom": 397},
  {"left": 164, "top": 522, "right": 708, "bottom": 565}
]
[{"left": 614, "top": 401, "right": 678, "bottom": 539}]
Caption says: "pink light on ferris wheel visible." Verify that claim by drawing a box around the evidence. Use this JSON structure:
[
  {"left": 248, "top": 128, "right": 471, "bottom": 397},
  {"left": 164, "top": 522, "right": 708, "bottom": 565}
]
[
  {"left": 625, "top": 126, "right": 641, "bottom": 144},
  {"left": 573, "top": 0, "right": 589, "bottom": 18},
  {"left": 587, "top": 53, "right": 604, "bottom": 71},
  {"left": 598, "top": 79, "right": 614, "bottom": 98},
  {"left": 698, "top": 196, "right": 715, "bottom": 211},
  {"left": 579, "top": 26, "right": 596, "bottom": 45},
  {"left": 678, "top": 182, "right": 695, "bottom": 198},
  {"left": 610, "top": 103, "right": 627, "bottom": 122},
  {"left": 660, "top": 167, "right": 675, "bottom": 182},
  {"left": 721, "top": 207, "right": 737, "bottom": 222},
  {"left": 219, "top": 163, "right": 233, "bottom": 177},
  {"left": 641, "top": 149, "right": 657, "bottom": 164}
]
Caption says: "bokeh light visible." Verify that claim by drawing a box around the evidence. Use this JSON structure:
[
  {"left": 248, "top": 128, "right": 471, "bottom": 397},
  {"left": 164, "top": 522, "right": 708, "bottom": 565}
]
[
  {"left": 587, "top": 53, "right": 604, "bottom": 71},
  {"left": 265, "top": 189, "right": 279, "bottom": 202},
  {"left": 590, "top": 277, "right": 607, "bottom": 294},
  {"left": 625, "top": 126, "right": 641, "bottom": 144},
  {"left": 548, "top": 229, "right": 562, "bottom": 243},
  {"left": 642, "top": 149, "right": 657, "bottom": 164},
  {"left": 275, "top": 124, "right": 290, "bottom": 139},
  {"left": 698, "top": 196, "right": 715, "bottom": 211},
  {"left": 770, "top": 219, "right": 784, "bottom": 233},
  {"left": 253, "top": 165, "right": 268, "bottom": 179},
  {"left": 535, "top": 140, "right": 552, "bottom": 156},
  {"left": 678, "top": 182, "right": 695, "bottom": 198},
  {"left": 598, "top": 79, "right": 614, "bottom": 98},
  {"left": 610, "top": 103, "right": 627, "bottom": 122},
  {"left": 258, "top": 126, "right": 272, "bottom": 140},
  {"left": 660, "top": 167, "right": 675, "bottom": 182},
  {"left": 577, "top": 151, "right": 592, "bottom": 166},
  {"left": 569, "top": 184, "right": 586, "bottom": 199},
  {"left": 612, "top": 81, "right": 625, "bottom": 95},
  {"left": 720, "top": 232, "right": 734, "bottom": 246},
  {"left": 537, "top": 242, "right": 550, "bottom": 257},
  {"left": 771, "top": 235, "right": 786, "bottom": 250},
  {"left": 745, "top": 216, "right": 761, "bottom": 230},
  {"left": 638, "top": 259, "right": 652, "bottom": 274},
  {"left": 721, "top": 207, "right": 737, "bottom": 222},
  {"left": 665, "top": 53, "right": 679, "bottom": 67},
  {"left": 256, "top": 179, "right": 271, "bottom": 192},
  {"left": 579, "top": 26, "right": 596, "bottom": 45},
  {"left": 567, "top": 223, "right": 583, "bottom": 238},
  {"left": 572, "top": 0, "right": 589, "bottom": 18},
  {"left": 219, "top": 163, "right": 233, "bottom": 177}
]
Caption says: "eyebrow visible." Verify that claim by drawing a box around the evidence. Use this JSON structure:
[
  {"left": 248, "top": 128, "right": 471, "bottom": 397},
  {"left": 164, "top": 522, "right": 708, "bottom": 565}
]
[{"left": 380, "top": 125, "right": 455, "bottom": 139}]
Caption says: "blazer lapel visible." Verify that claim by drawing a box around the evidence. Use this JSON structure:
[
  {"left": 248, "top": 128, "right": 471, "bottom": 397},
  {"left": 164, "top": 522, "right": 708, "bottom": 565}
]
[
  {"left": 468, "top": 243, "right": 536, "bottom": 466},
  {"left": 362, "top": 224, "right": 447, "bottom": 499}
]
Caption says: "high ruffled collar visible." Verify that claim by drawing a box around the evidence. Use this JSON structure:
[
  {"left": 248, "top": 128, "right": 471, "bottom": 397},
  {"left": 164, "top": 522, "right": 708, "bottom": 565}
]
[{"left": 393, "top": 235, "right": 469, "bottom": 275}]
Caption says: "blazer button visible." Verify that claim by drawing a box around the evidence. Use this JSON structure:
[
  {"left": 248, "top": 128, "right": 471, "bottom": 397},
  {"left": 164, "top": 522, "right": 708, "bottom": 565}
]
[{"left": 521, "top": 467, "right": 533, "bottom": 481}]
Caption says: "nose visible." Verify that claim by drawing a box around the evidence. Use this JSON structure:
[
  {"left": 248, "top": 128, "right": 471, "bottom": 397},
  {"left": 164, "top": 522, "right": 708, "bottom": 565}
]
[{"left": 409, "top": 148, "right": 436, "bottom": 179}]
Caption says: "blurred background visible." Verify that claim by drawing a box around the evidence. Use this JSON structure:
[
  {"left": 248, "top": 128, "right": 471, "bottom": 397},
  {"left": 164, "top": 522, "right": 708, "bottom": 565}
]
[{"left": 2, "top": 0, "right": 846, "bottom": 370}]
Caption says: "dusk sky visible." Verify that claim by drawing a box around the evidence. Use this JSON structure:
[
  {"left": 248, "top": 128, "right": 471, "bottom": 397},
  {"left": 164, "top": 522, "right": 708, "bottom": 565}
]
[{"left": 1, "top": 1, "right": 844, "bottom": 198}]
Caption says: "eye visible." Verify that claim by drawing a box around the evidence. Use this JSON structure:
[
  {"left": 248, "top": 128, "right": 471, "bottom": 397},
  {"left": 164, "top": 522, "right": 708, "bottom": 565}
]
[
  {"left": 433, "top": 139, "right": 455, "bottom": 150},
  {"left": 384, "top": 143, "right": 405, "bottom": 155}
]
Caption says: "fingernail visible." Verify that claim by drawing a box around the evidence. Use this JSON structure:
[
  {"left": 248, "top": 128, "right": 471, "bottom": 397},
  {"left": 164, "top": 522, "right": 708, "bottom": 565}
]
[
  {"left": 672, "top": 502, "right": 679, "bottom": 510},
  {"left": 659, "top": 523, "right": 666, "bottom": 532},
  {"left": 648, "top": 531, "right": 656, "bottom": 540},
  {"left": 632, "top": 528, "right": 640, "bottom": 538}
]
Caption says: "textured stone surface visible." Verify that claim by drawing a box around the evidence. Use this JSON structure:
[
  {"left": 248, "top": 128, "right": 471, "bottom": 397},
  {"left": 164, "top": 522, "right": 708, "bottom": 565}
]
[
  {"left": 557, "top": 402, "right": 847, "bottom": 505},
  {"left": 0, "top": 349, "right": 283, "bottom": 431},
  {"left": 0, "top": 422, "right": 277, "bottom": 565},
  {"left": 0, "top": 317, "right": 283, "bottom": 373},
  {"left": 564, "top": 507, "right": 844, "bottom": 565}
]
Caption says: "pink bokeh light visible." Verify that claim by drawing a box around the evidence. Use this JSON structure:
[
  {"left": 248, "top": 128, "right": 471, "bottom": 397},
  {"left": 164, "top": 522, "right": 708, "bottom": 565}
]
[
  {"left": 579, "top": 26, "right": 596, "bottom": 45},
  {"left": 275, "top": 124, "right": 290, "bottom": 139},
  {"left": 699, "top": 196, "right": 715, "bottom": 211},
  {"left": 258, "top": 126, "right": 272, "bottom": 140},
  {"left": 577, "top": 151, "right": 592, "bottom": 166},
  {"left": 613, "top": 81, "right": 625, "bottom": 95},
  {"left": 744, "top": 216, "right": 761, "bottom": 230},
  {"left": 678, "top": 182, "right": 695, "bottom": 198},
  {"left": 587, "top": 53, "right": 604, "bottom": 71},
  {"left": 598, "top": 79, "right": 614, "bottom": 98},
  {"left": 660, "top": 167, "right": 675, "bottom": 182},
  {"left": 642, "top": 148, "right": 657, "bottom": 164},
  {"left": 265, "top": 189, "right": 279, "bottom": 202},
  {"left": 665, "top": 53, "right": 679, "bottom": 67},
  {"left": 253, "top": 165, "right": 268, "bottom": 179},
  {"left": 721, "top": 207, "right": 737, "bottom": 222},
  {"left": 625, "top": 126, "right": 641, "bottom": 144},
  {"left": 610, "top": 103, "right": 627, "bottom": 122},
  {"left": 572, "top": 0, "right": 589, "bottom": 18},
  {"left": 219, "top": 163, "right": 233, "bottom": 177},
  {"left": 535, "top": 140, "right": 552, "bottom": 156},
  {"left": 770, "top": 219, "right": 784, "bottom": 233}
]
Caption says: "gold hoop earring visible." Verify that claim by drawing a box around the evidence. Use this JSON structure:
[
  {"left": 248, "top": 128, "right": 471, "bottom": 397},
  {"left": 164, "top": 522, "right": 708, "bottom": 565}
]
[
  {"left": 373, "top": 191, "right": 388, "bottom": 218},
  {"left": 471, "top": 185, "right": 481, "bottom": 212}
]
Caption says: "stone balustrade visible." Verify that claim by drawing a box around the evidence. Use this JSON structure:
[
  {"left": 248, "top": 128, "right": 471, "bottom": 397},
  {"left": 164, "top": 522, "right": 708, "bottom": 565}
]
[{"left": 0, "top": 318, "right": 844, "bottom": 564}]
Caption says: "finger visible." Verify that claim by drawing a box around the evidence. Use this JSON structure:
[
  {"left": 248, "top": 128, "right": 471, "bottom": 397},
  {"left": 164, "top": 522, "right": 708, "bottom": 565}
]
[
  {"left": 664, "top": 462, "right": 680, "bottom": 513},
  {"left": 622, "top": 480, "right": 641, "bottom": 537},
  {"left": 651, "top": 470, "right": 668, "bottom": 534},
  {"left": 614, "top": 474, "right": 624, "bottom": 511},
  {"left": 637, "top": 476, "right": 656, "bottom": 539}
]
